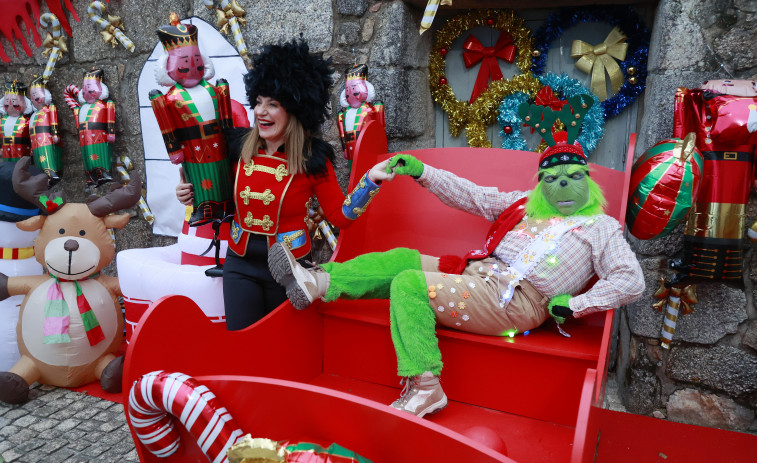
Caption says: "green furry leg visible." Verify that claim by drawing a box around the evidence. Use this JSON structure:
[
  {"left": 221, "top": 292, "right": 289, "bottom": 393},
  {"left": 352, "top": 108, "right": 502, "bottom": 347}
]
[
  {"left": 390, "top": 269, "right": 442, "bottom": 377},
  {"left": 320, "top": 248, "right": 421, "bottom": 301}
]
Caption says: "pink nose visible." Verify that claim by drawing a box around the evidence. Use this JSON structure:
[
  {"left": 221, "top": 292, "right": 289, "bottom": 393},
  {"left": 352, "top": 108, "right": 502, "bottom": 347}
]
[{"left": 64, "top": 239, "right": 79, "bottom": 252}]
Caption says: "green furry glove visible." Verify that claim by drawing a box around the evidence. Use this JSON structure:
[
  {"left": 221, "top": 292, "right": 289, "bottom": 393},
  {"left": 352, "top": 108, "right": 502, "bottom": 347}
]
[
  {"left": 548, "top": 294, "right": 573, "bottom": 324},
  {"left": 387, "top": 154, "right": 424, "bottom": 178}
]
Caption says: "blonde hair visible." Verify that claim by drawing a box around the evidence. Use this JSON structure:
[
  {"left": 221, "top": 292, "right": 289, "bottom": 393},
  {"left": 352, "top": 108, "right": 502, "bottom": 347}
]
[{"left": 240, "top": 115, "right": 311, "bottom": 176}]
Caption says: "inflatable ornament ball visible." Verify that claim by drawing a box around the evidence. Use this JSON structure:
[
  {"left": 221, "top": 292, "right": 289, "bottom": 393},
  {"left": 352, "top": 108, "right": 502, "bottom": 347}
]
[{"left": 627, "top": 133, "right": 703, "bottom": 240}]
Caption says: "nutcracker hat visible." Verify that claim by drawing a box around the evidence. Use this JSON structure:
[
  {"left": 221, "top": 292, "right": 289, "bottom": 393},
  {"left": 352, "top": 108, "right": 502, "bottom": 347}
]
[
  {"left": 4, "top": 80, "right": 27, "bottom": 95},
  {"left": 157, "top": 13, "right": 198, "bottom": 52},
  {"left": 244, "top": 38, "right": 333, "bottom": 134},
  {"left": 518, "top": 93, "right": 594, "bottom": 171},
  {"left": 30, "top": 75, "right": 47, "bottom": 89},
  {"left": 83, "top": 68, "right": 105, "bottom": 82},
  {"left": 345, "top": 63, "right": 368, "bottom": 82}
]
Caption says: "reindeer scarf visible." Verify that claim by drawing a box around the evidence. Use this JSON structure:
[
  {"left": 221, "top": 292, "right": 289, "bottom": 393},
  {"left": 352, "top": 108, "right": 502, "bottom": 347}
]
[{"left": 43, "top": 274, "right": 105, "bottom": 346}]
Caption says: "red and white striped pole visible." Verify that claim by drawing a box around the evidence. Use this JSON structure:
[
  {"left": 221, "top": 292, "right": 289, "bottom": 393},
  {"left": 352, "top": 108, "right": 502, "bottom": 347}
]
[{"left": 128, "top": 371, "right": 244, "bottom": 462}]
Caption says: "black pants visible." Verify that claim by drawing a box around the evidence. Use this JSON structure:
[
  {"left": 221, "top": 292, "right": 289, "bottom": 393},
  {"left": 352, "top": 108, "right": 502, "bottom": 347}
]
[{"left": 222, "top": 237, "right": 287, "bottom": 331}]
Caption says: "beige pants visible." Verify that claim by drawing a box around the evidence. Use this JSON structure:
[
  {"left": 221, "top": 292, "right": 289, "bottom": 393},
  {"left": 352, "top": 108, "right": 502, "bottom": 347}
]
[{"left": 420, "top": 255, "right": 550, "bottom": 336}]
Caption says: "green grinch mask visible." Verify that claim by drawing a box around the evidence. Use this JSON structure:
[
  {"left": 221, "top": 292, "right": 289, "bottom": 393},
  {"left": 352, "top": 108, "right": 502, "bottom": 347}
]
[
  {"left": 526, "top": 164, "right": 606, "bottom": 220},
  {"left": 540, "top": 164, "right": 590, "bottom": 215}
]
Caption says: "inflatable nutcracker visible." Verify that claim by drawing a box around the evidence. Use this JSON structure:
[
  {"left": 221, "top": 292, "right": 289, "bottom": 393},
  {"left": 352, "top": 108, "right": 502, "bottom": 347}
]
[
  {"left": 337, "top": 63, "right": 385, "bottom": 163},
  {"left": 671, "top": 80, "right": 757, "bottom": 282},
  {"left": 150, "top": 14, "right": 234, "bottom": 227},
  {"left": 63, "top": 68, "right": 115, "bottom": 190},
  {"left": 1, "top": 80, "right": 33, "bottom": 162},
  {"left": 28, "top": 76, "right": 63, "bottom": 184}
]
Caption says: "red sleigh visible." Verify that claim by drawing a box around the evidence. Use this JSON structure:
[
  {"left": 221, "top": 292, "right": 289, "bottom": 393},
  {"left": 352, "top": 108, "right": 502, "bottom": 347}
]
[{"left": 123, "top": 124, "right": 757, "bottom": 462}]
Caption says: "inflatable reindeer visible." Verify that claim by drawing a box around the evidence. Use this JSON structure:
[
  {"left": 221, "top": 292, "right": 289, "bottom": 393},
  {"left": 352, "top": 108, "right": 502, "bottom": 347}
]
[{"left": 0, "top": 158, "right": 140, "bottom": 404}]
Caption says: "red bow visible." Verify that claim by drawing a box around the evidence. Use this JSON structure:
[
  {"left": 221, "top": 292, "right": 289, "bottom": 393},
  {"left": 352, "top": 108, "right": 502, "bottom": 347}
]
[
  {"left": 535, "top": 86, "right": 567, "bottom": 111},
  {"left": 462, "top": 31, "right": 517, "bottom": 103}
]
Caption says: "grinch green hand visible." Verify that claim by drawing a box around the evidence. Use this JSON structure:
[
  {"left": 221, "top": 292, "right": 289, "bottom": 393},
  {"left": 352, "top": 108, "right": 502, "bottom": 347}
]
[{"left": 386, "top": 154, "right": 424, "bottom": 178}]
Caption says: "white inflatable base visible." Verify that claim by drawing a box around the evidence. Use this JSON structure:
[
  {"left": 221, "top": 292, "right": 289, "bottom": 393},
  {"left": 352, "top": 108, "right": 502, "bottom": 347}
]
[{"left": 117, "top": 244, "right": 225, "bottom": 323}]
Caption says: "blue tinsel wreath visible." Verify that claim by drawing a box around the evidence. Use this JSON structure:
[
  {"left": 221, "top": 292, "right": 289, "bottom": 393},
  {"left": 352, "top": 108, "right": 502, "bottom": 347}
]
[
  {"left": 531, "top": 5, "right": 650, "bottom": 120},
  {"left": 497, "top": 73, "right": 604, "bottom": 155}
]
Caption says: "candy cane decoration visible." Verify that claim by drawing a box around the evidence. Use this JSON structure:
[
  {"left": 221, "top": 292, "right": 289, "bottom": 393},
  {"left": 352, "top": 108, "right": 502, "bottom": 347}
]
[
  {"left": 116, "top": 155, "right": 154, "bottom": 224},
  {"left": 203, "top": 0, "right": 250, "bottom": 68},
  {"left": 128, "top": 371, "right": 244, "bottom": 462},
  {"left": 309, "top": 207, "right": 337, "bottom": 251},
  {"left": 652, "top": 279, "right": 697, "bottom": 349},
  {"left": 63, "top": 85, "right": 80, "bottom": 110},
  {"left": 39, "top": 13, "right": 68, "bottom": 83},
  {"left": 88, "top": 1, "right": 135, "bottom": 53},
  {"left": 419, "top": 0, "right": 452, "bottom": 35}
]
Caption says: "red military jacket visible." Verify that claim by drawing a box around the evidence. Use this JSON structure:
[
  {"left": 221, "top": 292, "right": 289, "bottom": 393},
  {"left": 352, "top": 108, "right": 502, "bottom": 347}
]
[
  {"left": 29, "top": 104, "right": 61, "bottom": 150},
  {"left": 73, "top": 99, "right": 115, "bottom": 147},
  {"left": 1, "top": 113, "right": 31, "bottom": 160},
  {"left": 228, "top": 150, "right": 355, "bottom": 259},
  {"left": 337, "top": 101, "right": 385, "bottom": 160},
  {"left": 150, "top": 80, "right": 233, "bottom": 164}
]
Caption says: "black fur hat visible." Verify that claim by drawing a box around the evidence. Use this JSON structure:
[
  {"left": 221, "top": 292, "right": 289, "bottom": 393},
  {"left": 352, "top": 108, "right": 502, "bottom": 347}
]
[{"left": 244, "top": 38, "right": 333, "bottom": 134}]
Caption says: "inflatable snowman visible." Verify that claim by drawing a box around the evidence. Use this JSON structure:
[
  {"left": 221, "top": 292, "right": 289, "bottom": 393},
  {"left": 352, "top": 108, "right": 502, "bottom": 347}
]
[{"left": 0, "top": 163, "right": 43, "bottom": 371}]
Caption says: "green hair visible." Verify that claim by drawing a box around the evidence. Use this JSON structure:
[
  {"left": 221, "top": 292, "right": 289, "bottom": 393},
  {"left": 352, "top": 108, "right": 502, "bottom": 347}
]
[{"left": 525, "top": 171, "right": 607, "bottom": 220}]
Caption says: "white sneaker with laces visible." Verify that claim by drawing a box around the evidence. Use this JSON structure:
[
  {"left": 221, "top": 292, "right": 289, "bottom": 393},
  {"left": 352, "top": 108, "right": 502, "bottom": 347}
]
[
  {"left": 268, "top": 242, "right": 330, "bottom": 310},
  {"left": 390, "top": 371, "right": 448, "bottom": 418}
]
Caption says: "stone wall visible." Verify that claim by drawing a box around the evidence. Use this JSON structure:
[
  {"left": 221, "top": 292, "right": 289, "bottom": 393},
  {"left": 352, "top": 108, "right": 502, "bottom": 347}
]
[
  {"left": 1, "top": 0, "right": 756, "bottom": 432},
  {"left": 623, "top": 0, "right": 757, "bottom": 432},
  {"left": 0, "top": 0, "right": 434, "bottom": 267}
]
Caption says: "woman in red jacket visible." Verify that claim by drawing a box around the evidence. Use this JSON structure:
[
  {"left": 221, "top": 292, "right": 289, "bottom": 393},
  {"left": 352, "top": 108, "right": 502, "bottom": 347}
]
[{"left": 177, "top": 39, "right": 388, "bottom": 330}]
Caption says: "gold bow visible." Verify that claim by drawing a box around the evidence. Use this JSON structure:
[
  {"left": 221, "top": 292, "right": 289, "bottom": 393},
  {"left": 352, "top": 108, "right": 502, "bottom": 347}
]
[
  {"left": 99, "top": 15, "right": 124, "bottom": 47},
  {"left": 570, "top": 26, "right": 628, "bottom": 101},
  {"left": 215, "top": 0, "right": 246, "bottom": 34},
  {"left": 652, "top": 278, "right": 698, "bottom": 315},
  {"left": 42, "top": 34, "right": 68, "bottom": 56}
]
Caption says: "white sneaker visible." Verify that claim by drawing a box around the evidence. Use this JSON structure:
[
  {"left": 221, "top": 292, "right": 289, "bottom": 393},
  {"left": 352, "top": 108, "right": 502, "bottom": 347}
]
[
  {"left": 268, "top": 242, "right": 330, "bottom": 310},
  {"left": 390, "top": 372, "right": 448, "bottom": 418}
]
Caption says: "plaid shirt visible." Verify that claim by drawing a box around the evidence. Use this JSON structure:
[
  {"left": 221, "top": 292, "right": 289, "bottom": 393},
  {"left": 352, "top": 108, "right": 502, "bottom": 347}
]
[{"left": 418, "top": 165, "right": 644, "bottom": 317}]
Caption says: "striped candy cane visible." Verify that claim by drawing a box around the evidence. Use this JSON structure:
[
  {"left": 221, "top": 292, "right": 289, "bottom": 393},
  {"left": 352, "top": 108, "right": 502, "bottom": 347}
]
[
  {"left": 204, "top": 0, "right": 250, "bottom": 67},
  {"left": 88, "top": 1, "right": 135, "bottom": 52},
  {"left": 653, "top": 281, "right": 697, "bottom": 350},
  {"left": 63, "top": 85, "right": 80, "bottom": 110},
  {"left": 419, "top": 0, "right": 452, "bottom": 35},
  {"left": 116, "top": 155, "right": 155, "bottom": 224},
  {"left": 128, "top": 371, "right": 244, "bottom": 462},
  {"left": 39, "top": 13, "right": 67, "bottom": 83},
  {"left": 307, "top": 205, "right": 337, "bottom": 251},
  {"left": 319, "top": 221, "right": 337, "bottom": 250},
  {"left": 660, "top": 291, "right": 680, "bottom": 349}
]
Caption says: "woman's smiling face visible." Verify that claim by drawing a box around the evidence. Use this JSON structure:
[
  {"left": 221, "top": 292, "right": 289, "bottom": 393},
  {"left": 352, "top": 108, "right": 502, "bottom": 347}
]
[{"left": 254, "top": 96, "right": 289, "bottom": 147}]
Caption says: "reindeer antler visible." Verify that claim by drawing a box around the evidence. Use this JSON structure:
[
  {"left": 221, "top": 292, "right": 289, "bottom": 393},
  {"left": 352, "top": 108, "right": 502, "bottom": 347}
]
[
  {"left": 87, "top": 177, "right": 143, "bottom": 217},
  {"left": 518, "top": 103, "right": 559, "bottom": 146},
  {"left": 12, "top": 157, "right": 63, "bottom": 215},
  {"left": 563, "top": 94, "right": 593, "bottom": 144}
]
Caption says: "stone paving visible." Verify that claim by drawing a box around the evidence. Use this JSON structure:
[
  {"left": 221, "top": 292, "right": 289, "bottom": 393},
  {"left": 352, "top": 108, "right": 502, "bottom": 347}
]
[{"left": 0, "top": 384, "right": 137, "bottom": 463}]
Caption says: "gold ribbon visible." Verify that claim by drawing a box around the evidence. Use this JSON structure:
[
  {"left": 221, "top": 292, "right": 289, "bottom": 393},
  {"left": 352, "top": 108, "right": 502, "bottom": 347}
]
[
  {"left": 98, "top": 15, "right": 124, "bottom": 47},
  {"left": 42, "top": 35, "right": 68, "bottom": 56},
  {"left": 215, "top": 0, "right": 246, "bottom": 33},
  {"left": 652, "top": 278, "right": 698, "bottom": 315},
  {"left": 570, "top": 26, "right": 628, "bottom": 101}
]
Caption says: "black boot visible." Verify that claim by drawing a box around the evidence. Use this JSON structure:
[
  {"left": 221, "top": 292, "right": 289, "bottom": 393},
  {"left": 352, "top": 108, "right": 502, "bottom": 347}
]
[{"left": 189, "top": 200, "right": 230, "bottom": 227}]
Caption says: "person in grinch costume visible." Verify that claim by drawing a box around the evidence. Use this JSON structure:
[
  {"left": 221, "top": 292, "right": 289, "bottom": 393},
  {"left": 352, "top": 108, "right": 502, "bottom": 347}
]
[{"left": 268, "top": 130, "right": 645, "bottom": 418}]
